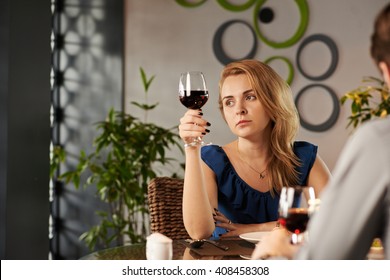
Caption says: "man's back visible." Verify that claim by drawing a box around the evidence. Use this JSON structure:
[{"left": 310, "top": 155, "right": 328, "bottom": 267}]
[{"left": 297, "top": 117, "right": 390, "bottom": 259}]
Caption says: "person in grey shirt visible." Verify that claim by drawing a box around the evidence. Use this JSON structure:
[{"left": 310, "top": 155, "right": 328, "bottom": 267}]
[{"left": 252, "top": 3, "right": 390, "bottom": 260}]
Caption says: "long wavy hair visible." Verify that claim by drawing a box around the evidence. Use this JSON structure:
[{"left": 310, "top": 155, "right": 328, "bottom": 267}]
[{"left": 218, "top": 59, "right": 301, "bottom": 194}]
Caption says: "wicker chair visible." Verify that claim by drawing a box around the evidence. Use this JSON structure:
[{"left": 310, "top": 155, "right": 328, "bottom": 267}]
[{"left": 147, "top": 176, "right": 190, "bottom": 240}]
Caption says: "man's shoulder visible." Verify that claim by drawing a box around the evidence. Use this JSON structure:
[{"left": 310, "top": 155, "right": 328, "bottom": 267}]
[{"left": 355, "top": 117, "right": 390, "bottom": 140}]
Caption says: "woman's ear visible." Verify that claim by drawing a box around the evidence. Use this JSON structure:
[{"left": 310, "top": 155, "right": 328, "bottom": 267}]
[{"left": 378, "top": 61, "right": 390, "bottom": 88}]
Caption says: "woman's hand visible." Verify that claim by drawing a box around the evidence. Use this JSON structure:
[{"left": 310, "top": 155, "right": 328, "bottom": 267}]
[
  {"left": 179, "top": 109, "right": 210, "bottom": 145},
  {"left": 251, "top": 228, "right": 298, "bottom": 259},
  {"left": 213, "top": 209, "right": 279, "bottom": 237},
  {"left": 217, "top": 222, "right": 258, "bottom": 237},
  {"left": 213, "top": 209, "right": 260, "bottom": 237}
]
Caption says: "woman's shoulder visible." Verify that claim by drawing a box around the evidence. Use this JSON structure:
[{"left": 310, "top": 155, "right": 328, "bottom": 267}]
[
  {"left": 201, "top": 144, "right": 227, "bottom": 163},
  {"left": 293, "top": 141, "right": 318, "bottom": 185},
  {"left": 201, "top": 144, "right": 224, "bottom": 155},
  {"left": 293, "top": 141, "right": 318, "bottom": 155},
  {"left": 201, "top": 144, "right": 232, "bottom": 175},
  {"left": 201, "top": 142, "right": 237, "bottom": 159}
]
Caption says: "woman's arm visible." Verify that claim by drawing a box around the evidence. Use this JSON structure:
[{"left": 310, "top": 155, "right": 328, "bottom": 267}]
[
  {"left": 307, "top": 154, "right": 331, "bottom": 197},
  {"left": 216, "top": 220, "right": 279, "bottom": 237},
  {"left": 182, "top": 146, "right": 216, "bottom": 239},
  {"left": 179, "top": 109, "right": 215, "bottom": 240}
]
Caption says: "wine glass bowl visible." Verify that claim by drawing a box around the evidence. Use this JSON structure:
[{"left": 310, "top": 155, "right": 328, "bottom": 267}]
[
  {"left": 278, "top": 186, "right": 313, "bottom": 244},
  {"left": 179, "top": 71, "right": 209, "bottom": 146},
  {"left": 179, "top": 71, "right": 209, "bottom": 109}
]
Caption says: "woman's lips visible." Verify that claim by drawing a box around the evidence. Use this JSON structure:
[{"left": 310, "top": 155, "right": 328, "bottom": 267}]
[{"left": 236, "top": 120, "right": 251, "bottom": 126}]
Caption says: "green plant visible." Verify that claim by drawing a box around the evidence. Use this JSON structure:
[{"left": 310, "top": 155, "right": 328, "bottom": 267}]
[
  {"left": 54, "top": 68, "right": 183, "bottom": 251},
  {"left": 340, "top": 76, "right": 390, "bottom": 129}
]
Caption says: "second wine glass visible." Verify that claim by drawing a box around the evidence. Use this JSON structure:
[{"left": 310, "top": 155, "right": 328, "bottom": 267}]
[
  {"left": 178, "top": 71, "right": 209, "bottom": 146},
  {"left": 278, "top": 186, "right": 315, "bottom": 244}
]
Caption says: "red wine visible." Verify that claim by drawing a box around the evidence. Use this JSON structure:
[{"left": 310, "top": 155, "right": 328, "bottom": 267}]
[
  {"left": 179, "top": 90, "right": 209, "bottom": 109},
  {"left": 283, "top": 208, "right": 309, "bottom": 234},
  {"left": 278, "top": 217, "right": 286, "bottom": 227}
]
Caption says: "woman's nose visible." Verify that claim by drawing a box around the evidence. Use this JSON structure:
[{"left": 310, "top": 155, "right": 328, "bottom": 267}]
[{"left": 236, "top": 104, "right": 247, "bottom": 115}]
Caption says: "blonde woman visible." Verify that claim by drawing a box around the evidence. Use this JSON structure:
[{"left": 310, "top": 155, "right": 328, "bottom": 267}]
[{"left": 179, "top": 59, "right": 331, "bottom": 240}]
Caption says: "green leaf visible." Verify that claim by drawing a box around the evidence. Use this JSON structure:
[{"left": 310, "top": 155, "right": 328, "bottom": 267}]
[
  {"left": 130, "top": 101, "right": 159, "bottom": 111},
  {"left": 140, "top": 67, "right": 155, "bottom": 93},
  {"left": 341, "top": 76, "right": 389, "bottom": 130}
]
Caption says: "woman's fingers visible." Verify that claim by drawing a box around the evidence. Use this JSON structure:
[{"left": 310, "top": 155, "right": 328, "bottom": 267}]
[
  {"left": 213, "top": 209, "right": 229, "bottom": 223},
  {"left": 179, "top": 109, "right": 210, "bottom": 141},
  {"left": 179, "top": 122, "right": 208, "bottom": 139},
  {"left": 190, "top": 117, "right": 210, "bottom": 128},
  {"left": 180, "top": 110, "right": 210, "bottom": 127},
  {"left": 213, "top": 210, "right": 237, "bottom": 234}
]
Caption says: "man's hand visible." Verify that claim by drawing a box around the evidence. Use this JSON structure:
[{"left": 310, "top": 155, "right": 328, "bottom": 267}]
[{"left": 251, "top": 228, "right": 299, "bottom": 259}]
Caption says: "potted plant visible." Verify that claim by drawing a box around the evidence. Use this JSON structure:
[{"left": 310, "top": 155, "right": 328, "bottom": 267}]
[
  {"left": 51, "top": 68, "right": 183, "bottom": 251},
  {"left": 341, "top": 76, "right": 390, "bottom": 130}
]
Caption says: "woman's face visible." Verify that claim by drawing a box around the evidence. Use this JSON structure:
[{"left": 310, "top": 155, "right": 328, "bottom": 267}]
[{"left": 220, "top": 74, "right": 272, "bottom": 139}]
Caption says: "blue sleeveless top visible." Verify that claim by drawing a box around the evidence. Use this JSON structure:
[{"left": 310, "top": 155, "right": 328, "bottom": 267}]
[{"left": 201, "top": 141, "right": 317, "bottom": 237}]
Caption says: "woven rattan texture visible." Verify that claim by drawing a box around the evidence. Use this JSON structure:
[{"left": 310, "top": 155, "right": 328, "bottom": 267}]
[{"left": 148, "top": 177, "right": 190, "bottom": 240}]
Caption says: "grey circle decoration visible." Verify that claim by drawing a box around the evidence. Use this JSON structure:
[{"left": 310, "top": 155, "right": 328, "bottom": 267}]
[
  {"left": 213, "top": 20, "right": 258, "bottom": 65},
  {"left": 295, "top": 84, "right": 340, "bottom": 132},
  {"left": 296, "top": 34, "right": 338, "bottom": 81}
]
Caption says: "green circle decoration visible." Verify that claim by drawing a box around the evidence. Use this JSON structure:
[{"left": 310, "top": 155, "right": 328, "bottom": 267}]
[
  {"left": 217, "top": 0, "right": 256, "bottom": 12},
  {"left": 175, "top": 0, "right": 207, "bottom": 8},
  {"left": 264, "top": 56, "right": 294, "bottom": 85},
  {"left": 253, "top": 0, "right": 309, "bottom": 48}
]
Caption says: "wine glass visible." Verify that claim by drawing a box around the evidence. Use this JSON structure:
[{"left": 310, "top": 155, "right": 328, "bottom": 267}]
[
  {"left": 278, "top": 186, "right": 315, "bottom": 244},
  {"left": 178, "top": 71, "right": 209, "bottom": 146}
]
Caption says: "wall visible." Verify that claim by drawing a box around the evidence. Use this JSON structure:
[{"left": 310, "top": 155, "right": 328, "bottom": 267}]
[
  {"left": 0, "top": 0, "right": 51, "bottom": 259},
  {"left": 124, "top": 0, "right": 388, "bottom": 173}
]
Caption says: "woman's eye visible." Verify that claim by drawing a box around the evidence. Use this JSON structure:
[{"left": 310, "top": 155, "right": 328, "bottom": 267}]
[
  {"left": 246, "top": 95, "right": 256, "bottom": 101},
  {"left": 225, "top": 100, "right": 234, "bottom": 107}
]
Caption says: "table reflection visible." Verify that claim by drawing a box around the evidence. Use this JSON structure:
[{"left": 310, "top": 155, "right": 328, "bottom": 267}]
[{"left": 81, "top": 239, "right": 255, "bottom": 260}]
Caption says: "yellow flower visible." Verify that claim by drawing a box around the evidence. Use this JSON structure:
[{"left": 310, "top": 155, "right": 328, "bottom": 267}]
[{"left": 371, "top": 238, "right": 383, "bottom": 248}]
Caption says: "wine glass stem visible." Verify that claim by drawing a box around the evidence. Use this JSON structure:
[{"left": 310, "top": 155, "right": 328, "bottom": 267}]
[
  {"left": 185, "top": 137, "right": 203, "bottom": 147},
  {"left": 196, "top": 137, "right": 205, "bottom": 145},
  {"left": 291, "top": 233, "right": 303, "bottom": 245},
  {"left": 187, "top": 136, "right": 211, "bottom": 147}
]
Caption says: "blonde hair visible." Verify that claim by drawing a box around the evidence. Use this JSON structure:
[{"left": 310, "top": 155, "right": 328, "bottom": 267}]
[{"left": 218, "top": 59, "right": 301, "bottom": 194}]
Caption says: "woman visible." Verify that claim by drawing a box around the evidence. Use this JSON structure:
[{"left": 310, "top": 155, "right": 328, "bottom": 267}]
[{"left": 179, "top": 59, "right": 331, "bottom": 240}]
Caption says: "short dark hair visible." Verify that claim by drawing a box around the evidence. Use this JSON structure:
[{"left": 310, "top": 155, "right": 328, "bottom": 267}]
[{"left": 371, "top": 3, "right": 390, "bottom": 67}]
